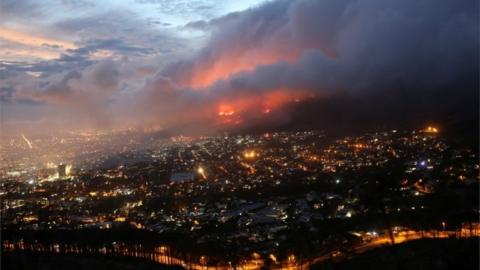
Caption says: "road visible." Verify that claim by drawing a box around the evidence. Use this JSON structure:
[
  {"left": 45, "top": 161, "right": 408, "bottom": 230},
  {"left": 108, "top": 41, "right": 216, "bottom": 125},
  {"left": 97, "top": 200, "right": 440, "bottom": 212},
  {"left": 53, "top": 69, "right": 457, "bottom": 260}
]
[{"left": 287, "top": 229, "right": 480, "bottom": 270}]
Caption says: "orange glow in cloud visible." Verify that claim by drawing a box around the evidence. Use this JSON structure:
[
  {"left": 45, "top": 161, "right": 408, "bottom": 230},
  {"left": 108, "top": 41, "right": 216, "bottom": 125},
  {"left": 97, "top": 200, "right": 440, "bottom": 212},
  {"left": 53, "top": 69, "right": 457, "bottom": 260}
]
[
  {"left": 0, "top": 27, "right": 76, "bottom": 49},
  {"left": 185, "top": 47, "right": 302, "bottom": 88},
  {"left": 1, "top": 48, "right": 60, "bottom": 61},
  {"left": 0, "top": 27, "right": 76, "bottom": 61},
  {"left": 260, "top": 89, "right": 312, "bottom": 114}
]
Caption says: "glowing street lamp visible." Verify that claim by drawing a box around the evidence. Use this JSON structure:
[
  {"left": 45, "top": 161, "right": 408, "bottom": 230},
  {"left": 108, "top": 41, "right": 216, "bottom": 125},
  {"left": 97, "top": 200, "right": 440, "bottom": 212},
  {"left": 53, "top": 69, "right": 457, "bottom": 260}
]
[
  {"left": 197, "top": 166, "right": 207, "bottom": 179},
  {"left": 200, "top": 255, "right": 207, "bottom": 265}
]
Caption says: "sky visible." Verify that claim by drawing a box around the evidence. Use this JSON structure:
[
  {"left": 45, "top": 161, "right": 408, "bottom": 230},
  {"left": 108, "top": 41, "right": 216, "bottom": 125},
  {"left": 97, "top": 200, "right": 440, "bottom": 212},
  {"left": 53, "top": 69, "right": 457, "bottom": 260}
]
[{"left": 0, "top": 0, "right": 478, "bottom": 137}]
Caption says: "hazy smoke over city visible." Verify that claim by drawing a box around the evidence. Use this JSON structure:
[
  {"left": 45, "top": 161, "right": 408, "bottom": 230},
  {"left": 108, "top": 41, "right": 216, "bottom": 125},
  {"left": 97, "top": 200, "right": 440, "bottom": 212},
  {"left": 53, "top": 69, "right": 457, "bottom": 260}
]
[{"left": 1, "top": 0, "right": 478, "bottom": 136}]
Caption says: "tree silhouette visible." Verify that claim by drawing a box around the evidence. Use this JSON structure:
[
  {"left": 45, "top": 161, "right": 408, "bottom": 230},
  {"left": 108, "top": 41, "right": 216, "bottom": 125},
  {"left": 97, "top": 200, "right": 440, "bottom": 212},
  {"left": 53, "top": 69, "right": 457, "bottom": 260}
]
[{"left": 359, "top": 160, "right": 406, "bottom": 244}]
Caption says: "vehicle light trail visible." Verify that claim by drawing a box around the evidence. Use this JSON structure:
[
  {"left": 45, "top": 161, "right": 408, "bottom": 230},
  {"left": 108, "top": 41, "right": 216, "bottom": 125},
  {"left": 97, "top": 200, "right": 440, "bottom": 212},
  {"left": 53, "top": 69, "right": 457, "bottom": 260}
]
[{"left": 21, "top": 133, "right": 33, "bottom": 149}]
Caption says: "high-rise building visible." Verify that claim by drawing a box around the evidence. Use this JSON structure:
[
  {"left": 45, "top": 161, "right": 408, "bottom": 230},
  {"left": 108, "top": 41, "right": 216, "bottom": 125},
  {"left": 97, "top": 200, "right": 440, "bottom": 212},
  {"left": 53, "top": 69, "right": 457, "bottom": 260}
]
[{"left": 58, "top": 164, "right": 66, "bottom": 178}]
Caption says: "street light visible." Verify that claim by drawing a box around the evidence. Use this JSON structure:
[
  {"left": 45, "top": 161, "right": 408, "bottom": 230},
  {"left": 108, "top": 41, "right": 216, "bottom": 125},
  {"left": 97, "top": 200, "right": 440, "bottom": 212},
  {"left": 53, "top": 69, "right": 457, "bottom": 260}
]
[
  {"left": 197, "top": 166, "right": 207, "bottom": 179},
  {"left": 200, "top": 255, "right": 207, "bottom": 266}
]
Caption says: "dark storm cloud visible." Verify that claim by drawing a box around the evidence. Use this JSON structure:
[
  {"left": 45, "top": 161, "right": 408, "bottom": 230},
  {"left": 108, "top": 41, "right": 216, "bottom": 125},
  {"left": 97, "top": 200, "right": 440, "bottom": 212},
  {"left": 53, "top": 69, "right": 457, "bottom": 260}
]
[
  {"left": 2, "top": 0, "right": 477, "bottom": 137},
  {"left": 175, "top": 0, "right": 478, "bottom": 93},
  {"left": 141, "top": 0, "right": 478, "bottom": 134}
]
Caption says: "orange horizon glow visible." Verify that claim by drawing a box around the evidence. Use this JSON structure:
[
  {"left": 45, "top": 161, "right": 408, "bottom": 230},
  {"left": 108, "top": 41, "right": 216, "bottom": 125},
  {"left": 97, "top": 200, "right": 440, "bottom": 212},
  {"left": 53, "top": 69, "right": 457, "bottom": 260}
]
[
  {"left": 0, "top": 27, "right": 76, "bottom": 49},
  {"left": 0, "top": 27, "right": 77, "bottom": 61}
]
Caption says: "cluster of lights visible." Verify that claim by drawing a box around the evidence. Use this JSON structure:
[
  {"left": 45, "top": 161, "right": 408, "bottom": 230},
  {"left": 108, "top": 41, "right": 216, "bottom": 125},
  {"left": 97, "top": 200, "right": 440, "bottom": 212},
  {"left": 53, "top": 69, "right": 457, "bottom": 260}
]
[
  {"left": 425, "top": 126, "right": 439, "bottom": 133},
  {"left": 243, "top": 150, "right": 258, "bottom": 159}
]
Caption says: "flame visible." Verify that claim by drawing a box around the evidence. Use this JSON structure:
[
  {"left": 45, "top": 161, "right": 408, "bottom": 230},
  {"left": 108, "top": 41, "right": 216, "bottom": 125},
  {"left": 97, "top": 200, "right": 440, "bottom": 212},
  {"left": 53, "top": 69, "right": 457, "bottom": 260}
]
[
  {"left": 217, "top": 104, "right": 236, "bottom": 116},
  {"left": 217, "top": 103, "right": 242, "bottom": 125},
  {"left": 215, "top": 89, "right": 312, "bottom": 125},
  {"left": 213, "top": 90, "right": 313, "bottom": 127}
]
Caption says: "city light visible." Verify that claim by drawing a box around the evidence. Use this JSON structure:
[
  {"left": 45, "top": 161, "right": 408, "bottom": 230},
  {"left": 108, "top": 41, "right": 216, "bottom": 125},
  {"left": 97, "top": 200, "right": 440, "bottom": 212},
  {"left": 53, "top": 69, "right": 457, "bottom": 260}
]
[
  {"left": 425, "top": 126, "right": 439, "bottom": 133},
  {"left": 197, "top": 166, "right": 207, "bottom": 179},
  {"left": 1, "top": 127, "right": 478, "bottom": 270},
  {"left": 252, "top": 252, "right": 261, "bottom": 259},
  {"left": 244, "top": 150, "right": 258, "bottom": 159}
]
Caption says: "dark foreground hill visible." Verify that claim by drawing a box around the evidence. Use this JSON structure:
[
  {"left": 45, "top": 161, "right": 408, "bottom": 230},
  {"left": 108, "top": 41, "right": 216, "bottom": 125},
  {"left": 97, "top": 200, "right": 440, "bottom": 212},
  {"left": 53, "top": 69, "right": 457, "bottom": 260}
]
[
  {"left": 311, "top": 238, "right": 479, "bottom": 270},
  {"left": 2, "top": 251, "right": 184, "bottom": 270}
]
